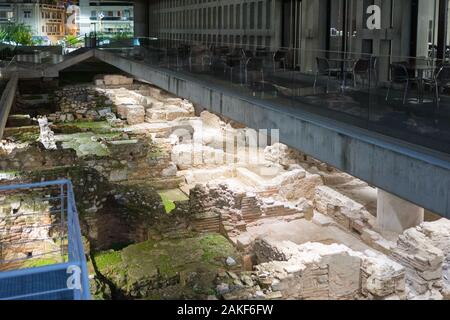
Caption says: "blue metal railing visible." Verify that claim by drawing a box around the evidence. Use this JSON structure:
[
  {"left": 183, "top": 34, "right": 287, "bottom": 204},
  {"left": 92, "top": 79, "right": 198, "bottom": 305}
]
[{"left": 0, "top": 180, "right": 91, "bottom": 300}]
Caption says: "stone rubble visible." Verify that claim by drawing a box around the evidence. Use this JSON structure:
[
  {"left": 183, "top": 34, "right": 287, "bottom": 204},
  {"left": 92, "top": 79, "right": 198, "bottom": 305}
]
[
  {"left": 216, "top": 238, "right": 405, "bottom": 300},
  {"left": 390, "top": 219, "right": 450, "bottom": 299},
  {"left": 3, "top": 74, "right": 450, "bottom": 301},
  {"left": 37, "top": 116, "right": 57, "bottom": 150},
  {"left": 314, "top": 185, "right": 373, "bottom": 234}
]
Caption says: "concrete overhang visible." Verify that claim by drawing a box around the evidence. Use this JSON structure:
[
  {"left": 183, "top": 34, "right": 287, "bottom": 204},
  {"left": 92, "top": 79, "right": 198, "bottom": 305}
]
[{"left": 94, "top": 49, "right": 450, "bottom": 218}]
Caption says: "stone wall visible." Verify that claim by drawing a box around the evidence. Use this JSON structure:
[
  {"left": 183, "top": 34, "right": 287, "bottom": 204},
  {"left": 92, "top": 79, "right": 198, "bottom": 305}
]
[
  {"left": 110, "top": 85, "right": 195, "bottom": 126},
  {"left": 51, "top": 87, "right": 118, "bottom": 124},
  {"left": 3, "top": 167, "right": 170, "bottom": 251},
  {"left": 314, "top": 183, "right": 450, "bottom": 299},
  {"left": 95, "top": 75, "right": 134, "bottom": 87},
  {"left": 314, "top": 185, "right": 374, "bottom": 235},
  {"left": 0, "top": 142, "right": 78, "bottom": 172},
  {"left": 252, "top": 239, "right": 406, "bottom": 300},
  {"left": 0, "top": 191, "right": 59, "bottom": 265},
  {"left": 189, "top": 184, "right": 308, "bottom": 238},
  {"left": 391, "top": 219, "right": 450, "bottom": 299},
  {"left": 1, "top": 131, "right": 177, "bottom": 185}
]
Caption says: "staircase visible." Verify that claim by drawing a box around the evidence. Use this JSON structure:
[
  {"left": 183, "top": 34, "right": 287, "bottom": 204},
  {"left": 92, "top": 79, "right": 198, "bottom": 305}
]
[
  {"left": 190, "top": 213, "right": 221, "bottom": 233},
  {"left": 241, "top": 196, "right": 263, "bottom": 223}
]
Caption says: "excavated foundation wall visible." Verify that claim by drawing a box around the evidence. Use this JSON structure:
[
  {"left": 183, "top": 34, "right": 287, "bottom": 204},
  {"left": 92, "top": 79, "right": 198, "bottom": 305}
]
[
  {"left": 252, "top": 238, "right": 406, "bottom": 300},
  {"left": 0, "top": 191, "right": 58, "bottom": 265}
]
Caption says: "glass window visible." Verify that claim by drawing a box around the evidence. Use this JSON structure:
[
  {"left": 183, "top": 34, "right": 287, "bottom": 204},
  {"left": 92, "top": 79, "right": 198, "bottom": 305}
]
[{"left": 250, "top": 2, "right": 255, "bottom": 29}]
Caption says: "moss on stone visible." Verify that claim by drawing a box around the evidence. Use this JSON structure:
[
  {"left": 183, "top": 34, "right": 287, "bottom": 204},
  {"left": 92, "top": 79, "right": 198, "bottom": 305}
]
[
  {"left": 21, "top": 257, "right": 60, "bottom": 268},
  {"left": 93, "top": 250, "right": 122, "bottom": 272},
  {"left": 55, "top": 132, "right": 118, "bottom": 157},
  {"left": 93, "top": 234, "right": 239, "bottom": 299},
  {"left": 20, "top": 254, "right": 68, "bottom": 269},
  {"left": 158, "top": 189, "right": 188, "bottom": 214},
  {"left": 199, "top": 233, "right": 237, "bottom": 263},
  {"left": 10, "top": 131, "right": 40, "bottom": 143},
  {"left": 71, "top": 121, "right": 111, "bottom": 131},
  {"left": 159, "top": 194, "right": 176, "bottom": 214}
]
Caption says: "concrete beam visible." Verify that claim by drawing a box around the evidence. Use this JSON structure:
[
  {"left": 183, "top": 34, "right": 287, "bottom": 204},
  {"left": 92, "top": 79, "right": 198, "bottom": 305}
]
[
  {"left": 0, "top": 73, "right": 18, "bottom": 140},
  {"left": 13, "top": 49, "right": 95, "bottom": 79},
  {"left": 44, "top": 49, "right": 95, "bottom": 77},
  {"left": 95, "top": 49, "right": 450, "bottom": 218}
]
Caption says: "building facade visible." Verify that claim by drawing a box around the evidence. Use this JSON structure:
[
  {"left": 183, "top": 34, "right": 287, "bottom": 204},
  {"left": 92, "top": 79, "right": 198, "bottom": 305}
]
[
  {"left": 78, "top": 0, "right": 134, "bottom": 36},
  {"left": 143, "top": 0, "right": 450, "bottom": 78},
  {"left": 0, "top": 0, "right": 67, "bottom": 44}
]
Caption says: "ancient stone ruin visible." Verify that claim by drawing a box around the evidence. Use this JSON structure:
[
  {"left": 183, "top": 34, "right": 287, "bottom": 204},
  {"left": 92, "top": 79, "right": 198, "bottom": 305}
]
[{"left": 1, "top": 73, "right": 449, "bottom": 300}]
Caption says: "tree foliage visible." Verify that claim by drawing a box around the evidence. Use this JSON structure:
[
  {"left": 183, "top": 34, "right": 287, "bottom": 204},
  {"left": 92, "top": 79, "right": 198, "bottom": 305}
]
[
  {"left": 0, "top": 23, "right": 33, "bottom": 45},
  {"left": 63, "top": 35, "right": 83, "bottom": 47}
]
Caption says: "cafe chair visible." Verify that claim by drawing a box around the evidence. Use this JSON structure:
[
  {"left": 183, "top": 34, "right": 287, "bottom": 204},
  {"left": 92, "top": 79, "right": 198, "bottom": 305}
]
[
  {"left": 224, "top": 54, "right": 242, "bottom": 82},
  {"left": 314, "top": 57, "right": 340, "bottom": 94},
  {"left": 386, "top": 63, "right": 420, "bottom": 105},
  {"left": 245, "top": 57, "right": 264, "bottom": 85},
  {"left": 353, "top": 58, "right": 371, "bottom": 88},
  {"left": 423, "top": 64, "right": 450, "bottom": 117},
  {"left": 272, "top": 50, "right": 288, "bottom": 73}
]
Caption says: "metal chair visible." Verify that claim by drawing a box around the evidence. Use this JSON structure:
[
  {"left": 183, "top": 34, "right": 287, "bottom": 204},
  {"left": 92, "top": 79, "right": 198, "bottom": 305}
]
[
  {"left": 386, "top": 63, "right": 420, "bottom": 105},
  {"left": 415, "top": 56, "right": 433, "bottom": 78},
  {"left": 272, "top": 50, "right": 288, "bottom": 73},
  {"left": 314, "top": 57, "right": 340, "bottom": 93},
  {"left": 245, "top": 57, "right": 264, "bottom": 85},
  {"left": 224, "top": 54, "right": 242, "bottom": 82},
  {"left": 177, "top": 45, "right": 190, "bottom": 69},
  {"left": 423, "top": 64, "right": 450, "bottom": 116},
  {"left": 200, "top": 49, "right": 213, "bottom": 71},
  {"left": 352, "top": 58, "right": 371, "bottom": 88},
  {"left": 165, "top": 47, "right": 179, "bottom": 68}
]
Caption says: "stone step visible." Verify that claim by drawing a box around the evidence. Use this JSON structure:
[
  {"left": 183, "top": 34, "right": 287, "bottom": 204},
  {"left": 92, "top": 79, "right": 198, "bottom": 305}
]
[
  {"left": 241, "top": 210, "right": 262, "bottom": 215},
  {"left": 192, "top": 218, "right": 221, "bottom": 223},
  {"left": 193, "top": 217, "right": 221, "bottom": 221},
  {"left": 256, "top": 189, "right": 279, "bottom": 197},
  {"left": 243, "top": 215, "right": 262, "bottom": 220},
  {"left": 243, "top": 211, "right": 300, "bottom": 223},
  {"left": 241, "top": 205, "right": 257, "bottom": 209},
  {"left": 192, "top": 226, "right": 221, "bottom": 233},
  {"left": 192, "top": 223, "right": 221, "bottom": 229},
  {"left": 241, "top": 204, "right": 258, "bottom": 208},
  {"left": 191, "top": 221, "right": 220, "bottom": 226},
  {"left": 265, "top": 209, "right": 298, "bottom": 215},
  {"left": 265, "top": 208, "right": 298, "bottom": 213},
  {"left": 242, "top": 213, "right": 261, "bottom": 217}
]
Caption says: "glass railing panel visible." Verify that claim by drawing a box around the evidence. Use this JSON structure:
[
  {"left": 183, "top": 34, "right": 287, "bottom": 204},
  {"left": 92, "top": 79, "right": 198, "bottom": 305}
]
[
  {"left": 95, "top": 37, "right": 450, "bottom": 155},
  {"left": 368, "top": 53, "right": 450, "bottom": 154}
]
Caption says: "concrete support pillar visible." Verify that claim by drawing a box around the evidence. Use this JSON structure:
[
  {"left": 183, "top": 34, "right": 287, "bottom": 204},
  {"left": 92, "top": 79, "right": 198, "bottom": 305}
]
[
  {"left": 134, "top": 0, "right": 149, "bottom": 38},
  {"left": 377, "top": 189, "right": 424, "bottom": 234}
]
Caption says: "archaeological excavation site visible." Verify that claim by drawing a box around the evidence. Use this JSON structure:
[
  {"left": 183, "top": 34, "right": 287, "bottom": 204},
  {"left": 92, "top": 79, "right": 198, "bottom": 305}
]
[{"left": 1, "top": 68, "right": 449, "bottom": 302}]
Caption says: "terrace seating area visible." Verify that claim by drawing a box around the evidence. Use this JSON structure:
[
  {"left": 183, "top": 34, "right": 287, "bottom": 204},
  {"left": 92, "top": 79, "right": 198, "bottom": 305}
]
[
  {"left": 105, "top": 39, "right": 450, "bottom": 155},
  {"left": 3, "top": 39, "right": 450, "bottom": 155}
]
